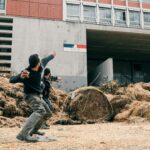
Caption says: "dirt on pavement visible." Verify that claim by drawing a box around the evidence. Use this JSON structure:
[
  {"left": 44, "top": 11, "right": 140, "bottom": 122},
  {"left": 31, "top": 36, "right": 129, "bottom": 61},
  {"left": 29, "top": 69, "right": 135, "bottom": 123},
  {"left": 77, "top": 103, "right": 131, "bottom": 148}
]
[{"left": 1, "top": 123, "right": 150, "bottom": 150}]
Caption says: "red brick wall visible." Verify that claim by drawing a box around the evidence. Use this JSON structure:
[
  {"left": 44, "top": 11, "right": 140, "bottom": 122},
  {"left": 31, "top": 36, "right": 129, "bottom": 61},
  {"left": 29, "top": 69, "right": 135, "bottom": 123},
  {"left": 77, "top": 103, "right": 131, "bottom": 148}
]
[
  {"left": 114, "top": 0, "right": 126, "bottom": 6},
  {"left": 6, "top": 0, "right": 63, "bottom": 20},
  {"left": 142, "top": 3, "right": 150, "bottom": 9},
  {"left": 99, "top": 0, "right": 111, "bottom": 4},
  {"left": 128, "top": 2, "right": 140, "bottom": 8},
  {"left": 83, "top": 0, "right": 96, "bottom": 2}
]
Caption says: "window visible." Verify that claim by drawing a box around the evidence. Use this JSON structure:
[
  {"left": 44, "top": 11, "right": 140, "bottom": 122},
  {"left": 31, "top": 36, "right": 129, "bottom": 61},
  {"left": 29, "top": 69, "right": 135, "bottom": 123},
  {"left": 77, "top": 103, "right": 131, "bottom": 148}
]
[
  {"left": 66, "top": 3, "right": 80, "bottom": 21},
  {"left": 142, "top": 0, "right": 150, "bottom": 3},
  {"left": 0, "top": 0, "right": 5, "bottom": 10},
  {"left": 144, "top": 12, "right": 150, "bottom": 26},
  {"left": 99, "top": 8, "right": 111, "bottom": 24},
  {"left": 129, "top": 11, "right": 140, "bottom": 26},
  {"left": 115, "top": 9, "right": 126, "bottom": 25},
  {"left": 83, "top": 5, "right": 96, "bottom": 23}
]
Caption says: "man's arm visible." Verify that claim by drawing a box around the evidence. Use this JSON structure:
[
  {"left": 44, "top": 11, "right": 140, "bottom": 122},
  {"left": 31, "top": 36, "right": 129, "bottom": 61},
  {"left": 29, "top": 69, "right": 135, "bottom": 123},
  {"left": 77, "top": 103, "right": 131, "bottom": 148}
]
[
  {"left": 10, "top": 70, "right": 29, "bottom": 83},
  {"left": 9, "top": 74, "right": 24, "bottom": 83},
  {"left": 50, "top": 76, "right": 62, "bottom": 82},
  {"left": 41, "top": 51, "right": 56, "bottom": 68},
  {"left": 50, "top": 76, "right": 58, "bottom": 82}
]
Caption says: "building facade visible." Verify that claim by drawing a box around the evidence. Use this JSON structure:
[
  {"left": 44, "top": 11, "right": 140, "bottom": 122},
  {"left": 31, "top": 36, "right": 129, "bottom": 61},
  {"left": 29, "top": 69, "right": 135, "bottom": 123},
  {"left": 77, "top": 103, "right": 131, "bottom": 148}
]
[{"left": 0, "top": 0, "right": 150, "bottom": 91}]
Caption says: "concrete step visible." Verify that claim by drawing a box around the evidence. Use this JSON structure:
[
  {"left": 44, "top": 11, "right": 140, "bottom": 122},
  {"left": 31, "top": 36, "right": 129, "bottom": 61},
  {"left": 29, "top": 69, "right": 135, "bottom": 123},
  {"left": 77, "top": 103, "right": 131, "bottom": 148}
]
[
  {"left": 0, "top": 52, "right": 11, "bottom": 56},
  {"left": 0, "top": 16, "right": 13, "bottom": 19},
  {"left": 0, "top": 22, "right": 13, "bottom": 27},
  {"left": 0, "top": 60, "right": 11, "bottom": 64},
  {"left": 0, "top": 45, "right": 12, "bottom": 48},
  {"left": 0, "top": 30, "right": 12, "bottom": 34},
  {"left": 0, "top": 67, "right": 11, "bottom": 71},
  {"left": 0, "top": 37, "right": 12, "bottom": 41}
]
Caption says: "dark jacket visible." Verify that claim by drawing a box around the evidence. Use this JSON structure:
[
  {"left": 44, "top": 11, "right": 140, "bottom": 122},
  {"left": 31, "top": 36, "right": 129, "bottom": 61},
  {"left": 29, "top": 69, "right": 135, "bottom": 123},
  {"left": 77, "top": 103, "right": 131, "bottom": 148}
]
[
  {"left": 9, "top": 55, "right": 54, "bottom": 94},
  {"left": 42, "top": 76, "right": 58, "bottom": 99}
]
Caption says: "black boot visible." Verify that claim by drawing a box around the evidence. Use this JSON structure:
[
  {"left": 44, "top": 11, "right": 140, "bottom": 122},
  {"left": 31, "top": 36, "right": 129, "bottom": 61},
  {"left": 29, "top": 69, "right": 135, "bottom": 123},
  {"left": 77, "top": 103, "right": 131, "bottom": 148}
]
[{"left": 16, "top": 112, "right": 43, "bottom": 142}]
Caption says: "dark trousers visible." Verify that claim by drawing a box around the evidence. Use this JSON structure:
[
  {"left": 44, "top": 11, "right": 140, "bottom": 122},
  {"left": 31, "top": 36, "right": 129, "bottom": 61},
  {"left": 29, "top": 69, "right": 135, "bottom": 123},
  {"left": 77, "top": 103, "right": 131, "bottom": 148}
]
[
  {"left": 18, "top": 94, "right": 52, "bottom": 137},
  {"left": 43, "top": 97, "right": 54, "bottom": 112}
]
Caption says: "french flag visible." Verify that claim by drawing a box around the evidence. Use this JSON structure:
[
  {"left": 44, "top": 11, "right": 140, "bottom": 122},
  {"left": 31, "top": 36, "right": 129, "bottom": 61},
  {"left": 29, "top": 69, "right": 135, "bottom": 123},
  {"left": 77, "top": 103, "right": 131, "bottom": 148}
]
[{"left": 64, "top": 43, "right": 87, "bottom": 52}]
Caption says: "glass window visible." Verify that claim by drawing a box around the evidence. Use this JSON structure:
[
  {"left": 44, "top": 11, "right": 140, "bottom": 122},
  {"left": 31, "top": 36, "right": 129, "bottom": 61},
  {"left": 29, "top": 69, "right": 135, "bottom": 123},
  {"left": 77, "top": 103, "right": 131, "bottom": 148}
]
[
  {"left": 99, "top": 8, "right": 111, "bottom": 19},
  {"left": 66, "top": 4, "right": 80, "bottom": 21},
  {"left": 142, "top": 0, "right": 150, "bottom": 3},
  {"left": 144, "top": 12, "right": 150, "bottom": 26},
  {"left": 115, "top": 9, "right": 126, "bottom": 25},
  {"left": 99, "top": 7, "right": 111, "bottom": 24},
  {"left": 0, "top": 0, "right": 5, "bottom": 10},
  {"left": 83, "top": 5, "right": 96, "bottom": 23},
  {"left": 129, "top": 11, "right": 140, "bottom": 26},
  {"left": 115, "top": 10, "right": 126, "bottom": 21}
]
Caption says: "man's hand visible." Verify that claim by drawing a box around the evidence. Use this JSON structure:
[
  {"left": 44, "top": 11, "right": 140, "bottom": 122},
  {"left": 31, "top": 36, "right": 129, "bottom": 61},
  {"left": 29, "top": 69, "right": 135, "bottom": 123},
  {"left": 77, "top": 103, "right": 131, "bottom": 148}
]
[
  {"left": 20, "top": 70, "right": 30, "bottom": 79},
  {"left": 51, "top": 51, "right": 56, "bottom": 58},
  {"left": 57, "top": 76, "right": 62, "bottom": 81}
]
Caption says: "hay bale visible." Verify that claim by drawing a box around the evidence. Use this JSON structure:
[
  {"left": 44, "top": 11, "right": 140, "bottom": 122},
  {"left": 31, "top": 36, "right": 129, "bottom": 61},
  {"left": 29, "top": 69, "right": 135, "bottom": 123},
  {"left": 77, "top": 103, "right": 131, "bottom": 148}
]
[
  {"left": 125, "top": 83, "right": 150, "bottom": 102},
  {"left": 0, "top": 110, "right": 3, "bottom": 116},
  {"left": 51, "top": 88, "right": 68, "bottom": 109},
  {"left": 105, "top": 94, "right": 114, "bottom": 102},
  {"left": 0, "top": 116, "right": 26, "bottom": 128},
  {"left": 131, "top": 102, "right": 150, "bottom": 120},
  {"left": 110, "top": 95, "right": 132, "bottom": 115},
  {"left": 17, "top": 101, "right": 32, "bottom": 117},
  {"left": 142, "top": 82, "right": 150, "bottom": 91},
  {"left": 3, "top": 103, "right": 22, "bottom": 117},
  {"left": 0, "top": 77, "right": 23, "bottom": 98},
  {"left": 127, "top": 116, "right": 148, "bottom": 124},
  {"left": 64, "top": 86, "right": 114, "bottom": 122},
  {"left": 0, "top": 100, "right": 5, "bottom": 108},
  {"left": 115, "top": 87, "right": 126, "bottom": 95},
  {"left": 114, "top": 109, "right": 132, "bottom": 122},
  {"left": 99, "top": 80, "right": 120, "bottom": 94},
  {"left": 114, "top": 101, "right": 150, "bottom": 122}
]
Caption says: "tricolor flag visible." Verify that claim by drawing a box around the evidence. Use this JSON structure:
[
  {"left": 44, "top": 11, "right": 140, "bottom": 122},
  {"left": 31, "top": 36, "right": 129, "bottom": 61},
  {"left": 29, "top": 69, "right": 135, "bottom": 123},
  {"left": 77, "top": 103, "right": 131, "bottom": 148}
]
[{"left": 64, "top": 43, "right": 87, "bottom": 52}]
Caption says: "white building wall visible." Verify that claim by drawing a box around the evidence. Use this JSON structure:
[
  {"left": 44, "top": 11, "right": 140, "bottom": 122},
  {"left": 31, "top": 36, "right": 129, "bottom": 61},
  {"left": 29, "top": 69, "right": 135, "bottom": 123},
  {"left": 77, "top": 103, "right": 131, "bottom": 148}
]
[{"left": 11, "top": 16, "right": 150, "bottom": 91}]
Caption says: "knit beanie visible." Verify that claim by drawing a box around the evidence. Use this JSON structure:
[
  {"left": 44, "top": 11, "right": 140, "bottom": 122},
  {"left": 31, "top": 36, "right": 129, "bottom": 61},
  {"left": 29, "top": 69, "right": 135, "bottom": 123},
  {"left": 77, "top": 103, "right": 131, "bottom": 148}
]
[
  {"left": 29, "top": 54, "right": 40, "bottom": 68},
  {"left": 44, "top": 68, "right": 51, "bottom": 76}
]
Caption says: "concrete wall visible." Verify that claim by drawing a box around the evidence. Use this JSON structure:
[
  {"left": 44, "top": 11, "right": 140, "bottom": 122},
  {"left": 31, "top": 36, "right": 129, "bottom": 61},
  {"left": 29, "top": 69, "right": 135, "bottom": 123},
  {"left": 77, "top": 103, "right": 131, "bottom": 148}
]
[
  {"left": 12, "top": 17, "right": 87, "bottom": 91},
  {"left": 11, "top": 16, "right": 150, "bottom": 91}
]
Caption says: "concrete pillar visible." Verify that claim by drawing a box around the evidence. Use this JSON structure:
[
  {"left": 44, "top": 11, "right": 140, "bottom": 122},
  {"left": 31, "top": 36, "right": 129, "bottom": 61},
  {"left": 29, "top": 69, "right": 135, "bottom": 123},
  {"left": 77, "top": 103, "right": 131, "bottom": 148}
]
[
  {"left": 111, "top": 0, "right": 115, "bottom": 26},
  {"left": 126, "top": 0, "right": 130, "bottom": 27},
  {"left": 96, "top": 0, "right": 99, "bottom": 24},
  {"left": 140, "top": 1, "right": 144, "bottom": 29},
  {"left": 112, "top": 7, "right": 115, "bottom": 26},
  {"left": 81, "top": 0, "right": 84, "bottom": 22},
  {"left": 63, "top": 0, "right": 67, "bottom": 21},
  {"left": 89, "top": 58, "right": 114, "bottom": 86},
  {"left": 126, "top": 9, "right": 130, "bottom": 27}
]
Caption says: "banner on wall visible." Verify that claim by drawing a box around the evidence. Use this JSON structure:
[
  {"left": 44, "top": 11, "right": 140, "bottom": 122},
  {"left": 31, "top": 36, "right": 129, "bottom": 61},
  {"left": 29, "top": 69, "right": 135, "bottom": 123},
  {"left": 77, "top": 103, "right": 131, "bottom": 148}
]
[{"left": 64, "top": 43, "right": 87, "bottom": 52}]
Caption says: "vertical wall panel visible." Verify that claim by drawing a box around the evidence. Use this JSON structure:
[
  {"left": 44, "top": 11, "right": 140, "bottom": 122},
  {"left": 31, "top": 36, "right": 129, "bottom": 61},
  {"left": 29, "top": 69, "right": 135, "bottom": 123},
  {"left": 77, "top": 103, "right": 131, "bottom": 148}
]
[
  {"left": 39, "top": 4, "right": 48, "bottom": 18},
  {"left": 48, "top": 5, "right": 62, "bottom": 19},
  {"left": 20, "top": 1, "right": 29, "bottom": 16},
  {"left": 29, "top": 2, "right": 39, "bottom": 17},
  {"left": 7, "top": 1, "right": 20, "bottom": 16}
]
